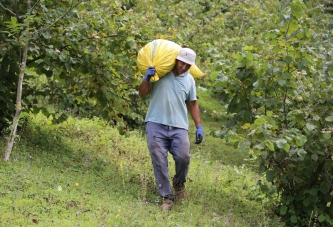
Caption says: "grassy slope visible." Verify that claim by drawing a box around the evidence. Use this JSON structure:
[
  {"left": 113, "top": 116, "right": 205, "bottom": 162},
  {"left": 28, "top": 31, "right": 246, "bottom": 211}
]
[{"left": 0, "top": 89, "right": 277, "bottom": 227}]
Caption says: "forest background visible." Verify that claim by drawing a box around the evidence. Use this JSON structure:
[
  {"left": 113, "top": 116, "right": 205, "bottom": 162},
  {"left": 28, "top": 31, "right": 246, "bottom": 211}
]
[{"left": 0, "top": 0, "right": 333, "bottom": 226}]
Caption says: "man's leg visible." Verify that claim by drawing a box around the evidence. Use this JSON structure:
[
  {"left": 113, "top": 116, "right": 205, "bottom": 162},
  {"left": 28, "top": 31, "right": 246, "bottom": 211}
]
[
  {"left": 169, "top": 127, "right": 190, "bottom": 200},
  {"left": 145, "top": 122, "right": 174, "bottom": 201}
]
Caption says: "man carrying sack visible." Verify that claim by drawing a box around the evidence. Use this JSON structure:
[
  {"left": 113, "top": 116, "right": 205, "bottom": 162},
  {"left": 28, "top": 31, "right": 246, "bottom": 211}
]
[{"left": 138, "top": 47, "right": 204, "bottom": 211}]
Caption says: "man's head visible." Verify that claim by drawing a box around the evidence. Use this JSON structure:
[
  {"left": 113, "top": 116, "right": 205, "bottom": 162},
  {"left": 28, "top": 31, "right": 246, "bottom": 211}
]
[{"left": 176, "top": 48, "right": 196, "bottom": 66}]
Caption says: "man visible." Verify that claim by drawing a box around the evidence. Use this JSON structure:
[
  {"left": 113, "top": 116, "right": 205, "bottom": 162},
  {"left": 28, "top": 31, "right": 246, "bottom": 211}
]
[{"left": 138, "top": 47, "right": 204, "bottom": 211}]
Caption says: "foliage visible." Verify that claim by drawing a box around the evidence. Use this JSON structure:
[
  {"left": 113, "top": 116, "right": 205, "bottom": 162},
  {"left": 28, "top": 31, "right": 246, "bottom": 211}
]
[
  {"left": 0, "top": 0, "right": 144, "bottom": 133},
  {"left": 1, "top": 0, "right": 333, "bottom": 224},
  {"left": 213, "top": 0, "right": 333, "bottom": 226},
  {"left": 0, "top": 0, "right": 291, "bottom": 133},
  {"left": 131, "top": 0, "right": 283, "bottom": 87}
]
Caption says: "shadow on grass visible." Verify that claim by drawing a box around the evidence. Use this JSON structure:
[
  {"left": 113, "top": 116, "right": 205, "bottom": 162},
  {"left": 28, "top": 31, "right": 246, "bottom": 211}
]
[{"left": 3, "top": 125, "right": 154, "bottom": 200}]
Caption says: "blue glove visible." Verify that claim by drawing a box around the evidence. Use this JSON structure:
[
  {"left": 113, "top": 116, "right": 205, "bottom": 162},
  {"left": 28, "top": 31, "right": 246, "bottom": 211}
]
[
  {"left": 195, "top": 126, "right": 204, "bottom": 144},
  {"left": 144, "top": 66, "right": 156, "bottom": 82}
]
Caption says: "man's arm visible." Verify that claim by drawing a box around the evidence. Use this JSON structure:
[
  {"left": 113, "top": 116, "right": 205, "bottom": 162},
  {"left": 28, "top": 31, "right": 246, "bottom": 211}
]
[
  {"left": 187, "top": 100, "right": 204, "bottom": 144},
  {"left": 187, "top": 100, "right": 201, "bottom": 126},
  {"left": 138, "top": 80, "right": 152, "bottom": 98},
  {"left": 139, "top": 66, "right": 155, "bottom": 98}
]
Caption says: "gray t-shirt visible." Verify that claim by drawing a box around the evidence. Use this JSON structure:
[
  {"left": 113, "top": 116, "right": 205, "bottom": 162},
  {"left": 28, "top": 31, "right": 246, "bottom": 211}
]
[{"left": 145, "top": 70, "right": 197, "bottom": 130}]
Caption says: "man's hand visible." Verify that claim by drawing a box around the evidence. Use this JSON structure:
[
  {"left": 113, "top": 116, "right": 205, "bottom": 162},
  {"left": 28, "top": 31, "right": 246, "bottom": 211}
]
[
  {"left": 144, "top": 66, "right": 156, "bottom": 82},
  {"left": 195, "top": 126, "right": 204, "bottom": 144}
]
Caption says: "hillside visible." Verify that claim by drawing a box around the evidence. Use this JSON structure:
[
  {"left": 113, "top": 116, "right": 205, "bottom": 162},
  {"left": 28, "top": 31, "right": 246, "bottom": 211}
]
[{"left": 0, "top": 88, "right": 277, "bottom": 226}]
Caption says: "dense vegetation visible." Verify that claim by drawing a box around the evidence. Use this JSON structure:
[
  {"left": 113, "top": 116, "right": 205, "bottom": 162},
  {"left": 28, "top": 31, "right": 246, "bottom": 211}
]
[{"left": 1, "top": 0, "right": 332, "bottom": 226}]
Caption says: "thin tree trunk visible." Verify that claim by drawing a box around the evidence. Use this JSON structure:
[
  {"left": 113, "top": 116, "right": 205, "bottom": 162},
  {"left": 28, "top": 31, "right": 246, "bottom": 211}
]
[
  {"left": 3, "top": 1, "right": 30, "bottom": 161},
  {"left": 238, "top": 10, "right": 246, "bottom": 37}
]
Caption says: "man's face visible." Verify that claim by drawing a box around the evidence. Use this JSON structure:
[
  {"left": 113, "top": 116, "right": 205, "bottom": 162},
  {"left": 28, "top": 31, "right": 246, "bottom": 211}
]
[{"left": 174, "top": 60, "right": 191, "bottom": 75}]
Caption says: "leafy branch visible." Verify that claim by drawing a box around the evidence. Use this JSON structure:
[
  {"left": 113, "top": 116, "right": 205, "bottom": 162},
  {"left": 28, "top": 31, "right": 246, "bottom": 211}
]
[
  {"left": 59, "top": 34, "right": 118, "bottom": 51},
  {"left": 36, "top": 0, "right": 84, "bottom": 33},
  {"left": 0, "top": 2, "right": 18, "bottom": 17},
  {"left": 26, "top": 34, "right": 118, "bottom": 65},
  {"left": 31, "top": 0, "right": 41, "bottom": 12}
]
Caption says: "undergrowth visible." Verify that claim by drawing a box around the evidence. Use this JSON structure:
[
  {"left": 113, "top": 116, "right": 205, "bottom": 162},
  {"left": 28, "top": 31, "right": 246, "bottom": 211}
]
[{"left": 0, "top": 88, "right": 279, "bottom": 226}]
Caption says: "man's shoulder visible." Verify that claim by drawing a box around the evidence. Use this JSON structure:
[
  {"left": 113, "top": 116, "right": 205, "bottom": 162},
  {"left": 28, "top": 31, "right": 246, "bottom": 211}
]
[{"left": 186, "top": 72, "right": 196, "bottom": 84}]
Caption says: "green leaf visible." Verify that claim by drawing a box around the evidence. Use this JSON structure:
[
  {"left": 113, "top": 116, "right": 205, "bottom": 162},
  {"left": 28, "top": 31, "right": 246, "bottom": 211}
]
[
  {"left": 293, "top": 114, "right": 304, "bottom": 123},
  {"left": 280, "top": 205, "right": 287, "bottom": 215},
  {"left": 288, "top": 148, "right": 297, "bottom": 156},
  {"left": 254, "top": 117, "right": 265, "bottom": 126},
  {"left": 272, "top": 46, "right": 280, "bottom": 53},
  {"left": 266, "top": 171, "right": 275, "bottom": 182},
  {"left": 265, "top": 140, "right": 275, "bottom": 151},
  {"left": 320, "top": 182, "right": 329, "bottom": 194},
  {"left": 288, "top": 21, "right": 300, "bottom": 34},
  {"left": 4, "top": 17, "right": 24, "bottom": 34},
  {"left": 303, "top": 198, "right": 311, "bottom": 207},
  {"left": 245, "top": 52, "right": 254, "bottom": 61},
  {"left": 256, "top": 142, "right": 265, "bottom": 150},
  {"left": 310, "top": 195, "right": 318, "bottom": 203},
  {"left": 306, "top": 123, "right": 316, "bottom": 131},
  {"left": 295, "top": 135, "right": 307, "bottom": 146},
  {"left": 0, "top": 85, "right": 6, "bottom": 92},
  {"left": 324, "top": 193, "right": 332, "bottom": 203},
  {"left": 96, "top": 92, "right": 108, "bottom": 108},
  {"left": 305, "top": 28, "right": 311, "bottom": 37},
  {"left": 282, "top": 72, "right": 291, "bottom": 79},
  {"left": 322, "top": 132, "right": 331, "bottom": 140},
  {"left": 287, "top": 195, "right": 294, "bottom": 202},
  {"left": 266, "top": 111, "right": 273, "bottom": 117},
  {"left": 311, "top": 154, "right": 318, "bottom": 161},
  {"left": 46, "top": 48, "right": 58, "bottom": 59},
  {"left": 297, "top": 149, "right": 307, "bottom": 158},
  {"left": 243, "top": 46, "right": 253, "bottom": 51},
  {"left": 265, "top": 31, "right": 276, "bottom": 39},
  {"left": 290, "top": 215, "right": 297, "bottom": 224},
  {"left": 318, "top": 215, "right": 326, "bottom": 223},
  {"left": 277, "top": 79, "right": 286, "bottom": 86},
  {"left": 238, "top": 141, "right": 250, "bottom": 152},
  {"left": 235, "top": 52, "right": 242, "bottom": 61},
  {"left": 284, "top": 143, "right": 290, "bottom": 152},
  {"left": 261, "top": 151, "right": 268, "bottom": 160},
  {"left": 325, "top": 116, "right": 333, "bottom": 122},
  {"left": 312, "top": 115, "right": 320, "bottom": 121},
  {"left": 284, "top": 56, "right": 292, "bottom": 64},
  {"left": 275, "top": 140, "right": 286, "bottom": 149},
  {"left": 309, "top": 187, "right": 319, "bottom": 196},
  {"left": 42, "top": 31, "right": 52, "bottom": 39},
  {"left": 276, "top": 139, "right": 290, "bottom": 152},
  {"left": 296, "top": 32, "right": 304, "bottom": 39}
]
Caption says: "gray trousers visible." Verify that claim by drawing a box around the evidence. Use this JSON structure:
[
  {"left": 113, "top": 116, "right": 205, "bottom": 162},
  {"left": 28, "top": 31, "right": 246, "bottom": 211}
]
[{"left": 145, "top": 122, "right": 190, "bottom": 200}]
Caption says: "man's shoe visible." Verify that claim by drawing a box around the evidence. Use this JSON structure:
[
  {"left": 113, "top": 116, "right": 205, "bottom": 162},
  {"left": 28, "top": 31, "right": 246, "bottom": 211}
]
[
  {"left": 174, "top": 184, "right": 186, "bottom": 201},
  {"left": 160, "top": 198, "right": 173, "bottom": 211}
]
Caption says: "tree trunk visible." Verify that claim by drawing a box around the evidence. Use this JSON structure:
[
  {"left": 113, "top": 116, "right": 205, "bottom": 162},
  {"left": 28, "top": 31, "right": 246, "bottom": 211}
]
[{"left": 3, "top": 1, "right": 30, "bottom": 161}]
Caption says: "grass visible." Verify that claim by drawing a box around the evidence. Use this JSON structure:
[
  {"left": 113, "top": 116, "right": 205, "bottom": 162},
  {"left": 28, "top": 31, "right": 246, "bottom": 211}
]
[
  {"left": 194, "top": 87, "right": 250, "bottom": 166},
  {"left": 0, "top": 88, "right": 279, "bottom": 226}
]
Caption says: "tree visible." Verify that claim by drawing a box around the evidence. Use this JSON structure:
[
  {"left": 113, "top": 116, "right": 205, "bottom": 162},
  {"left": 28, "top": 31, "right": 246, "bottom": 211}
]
[
  {"left": 213, "top": 1, "right": 333, "bottom": 225},
  {"left": 1, "top": 0, "right": 31, "bottom": 161},
  {"left": 1, "top": 0, "right": 142, "bottom": 160}
]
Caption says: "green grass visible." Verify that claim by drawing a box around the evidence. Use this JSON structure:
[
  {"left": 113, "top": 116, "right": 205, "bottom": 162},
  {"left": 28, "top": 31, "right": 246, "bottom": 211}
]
[
  {"left": 194, "top": 87, "right": 253, "bottom": 166},
  {"left": 0, "top": 89, "right": 279, "bottom": 226}
]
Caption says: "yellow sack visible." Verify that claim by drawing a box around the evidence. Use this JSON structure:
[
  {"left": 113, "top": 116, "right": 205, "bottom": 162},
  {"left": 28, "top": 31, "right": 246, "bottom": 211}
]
[
  {"left": 137, "top": 39, "right": 204, "bottom": 82},
  {"left": 190, "top": 65, "right": 205, "bottom": 79}
]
